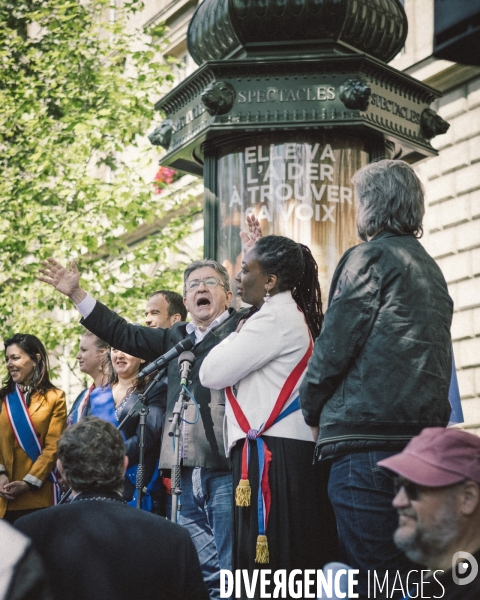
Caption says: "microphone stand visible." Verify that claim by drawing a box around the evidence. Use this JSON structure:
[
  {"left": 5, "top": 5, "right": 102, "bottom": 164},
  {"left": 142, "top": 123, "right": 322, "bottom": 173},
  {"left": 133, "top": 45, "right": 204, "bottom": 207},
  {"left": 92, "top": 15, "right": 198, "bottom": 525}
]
[
  {"left": 168, "top": 382, "right": 190, "bottom": 524},
  {"left": 58, "top": 369, "right": 165, "bottom": 508},
  {"left": 168, "top": 353, "right": 195, "bottom": 524}
]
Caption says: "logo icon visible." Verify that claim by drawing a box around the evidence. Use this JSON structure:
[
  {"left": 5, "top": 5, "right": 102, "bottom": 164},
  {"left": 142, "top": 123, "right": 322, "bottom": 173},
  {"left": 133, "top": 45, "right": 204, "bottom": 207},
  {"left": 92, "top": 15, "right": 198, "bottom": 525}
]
[{"left": 452, "top": 551, "right": 478, "bottom": 585}]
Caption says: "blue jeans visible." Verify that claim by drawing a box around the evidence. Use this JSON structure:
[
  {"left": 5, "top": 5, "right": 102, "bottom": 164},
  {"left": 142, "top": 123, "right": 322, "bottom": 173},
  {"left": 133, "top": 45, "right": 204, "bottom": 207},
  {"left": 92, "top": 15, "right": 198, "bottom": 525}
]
[
  {"left": 179, "top": 467, "right": 233, "bottom": 599},
  {"left": 328, "top": 451, "right": 419, "bottom": 600}
]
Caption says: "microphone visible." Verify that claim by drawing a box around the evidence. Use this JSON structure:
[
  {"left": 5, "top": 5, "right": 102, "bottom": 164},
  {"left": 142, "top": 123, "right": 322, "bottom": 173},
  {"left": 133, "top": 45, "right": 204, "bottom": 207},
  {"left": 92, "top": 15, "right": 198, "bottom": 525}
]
[
  {"left": 168, "top": 351, "right": 197, "bottom": 437},
  {"left": 178, "top": 351, "right": 196, "bottom": 386},
  {"left": 137, "top": 338, "right": 194, "bottom": 379}
]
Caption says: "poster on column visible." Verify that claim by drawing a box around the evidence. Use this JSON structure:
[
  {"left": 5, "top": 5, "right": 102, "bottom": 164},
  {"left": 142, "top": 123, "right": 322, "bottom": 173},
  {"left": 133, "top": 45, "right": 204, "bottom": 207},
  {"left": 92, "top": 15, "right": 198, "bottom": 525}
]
[{"left": 217, "top": 134, "right": 369, "bottom": 302}]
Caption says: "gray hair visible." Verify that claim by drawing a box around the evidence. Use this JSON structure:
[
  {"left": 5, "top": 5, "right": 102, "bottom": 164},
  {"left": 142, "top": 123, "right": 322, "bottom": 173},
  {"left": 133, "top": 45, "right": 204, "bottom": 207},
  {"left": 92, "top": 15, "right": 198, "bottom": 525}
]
[
  {"left": 183, "top": 259, "right": 231, "bottom": 296},
  {"left": 58, "top": 417, "right": 125, "bottom": 494},
  {"left": 352, "top": 160, "right": 425, "bottom": 241}
]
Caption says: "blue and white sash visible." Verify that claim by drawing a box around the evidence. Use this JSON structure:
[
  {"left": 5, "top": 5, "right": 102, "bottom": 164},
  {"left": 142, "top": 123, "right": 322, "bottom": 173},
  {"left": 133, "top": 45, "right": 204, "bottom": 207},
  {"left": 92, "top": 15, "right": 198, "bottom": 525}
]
[
  {"left": 4, "top": 384, "right": 61, "bottom": 504},
  {"left": 67, "top": 385, "right": 94, "bottom": 426}
]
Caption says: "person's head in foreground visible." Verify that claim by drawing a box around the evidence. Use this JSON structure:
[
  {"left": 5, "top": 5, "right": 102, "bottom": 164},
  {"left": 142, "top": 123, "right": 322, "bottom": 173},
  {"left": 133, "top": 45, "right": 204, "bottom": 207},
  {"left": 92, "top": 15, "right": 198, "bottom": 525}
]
[
  {"left": 57, "top": 416, "right": 127, "bottom": 496},
  {"left": 352, "top": 159, "right": 425, "bottom": 242},
  {"left": 378, "top": 427, "right": 480, "bottom": 572}
]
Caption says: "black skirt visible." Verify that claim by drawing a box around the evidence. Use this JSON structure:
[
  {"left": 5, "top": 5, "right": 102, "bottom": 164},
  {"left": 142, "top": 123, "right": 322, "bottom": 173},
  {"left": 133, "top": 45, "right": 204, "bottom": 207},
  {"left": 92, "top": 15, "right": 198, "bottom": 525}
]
[{"left": 231, "top": 435, "right": 338, "bottom": 598}]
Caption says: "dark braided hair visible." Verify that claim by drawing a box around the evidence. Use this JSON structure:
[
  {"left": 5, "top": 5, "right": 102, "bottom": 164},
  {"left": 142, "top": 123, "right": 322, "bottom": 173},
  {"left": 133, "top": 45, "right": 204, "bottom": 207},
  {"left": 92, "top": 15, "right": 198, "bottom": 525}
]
[{"left": 253, "top": 236, "right": 323, "bottom": 338}]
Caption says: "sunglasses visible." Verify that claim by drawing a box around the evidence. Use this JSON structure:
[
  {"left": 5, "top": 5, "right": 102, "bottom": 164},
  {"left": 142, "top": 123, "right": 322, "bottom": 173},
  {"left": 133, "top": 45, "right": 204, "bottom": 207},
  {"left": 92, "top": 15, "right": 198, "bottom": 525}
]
[{"left": 393, "top": 477, "right": 420, "bottom": 501}]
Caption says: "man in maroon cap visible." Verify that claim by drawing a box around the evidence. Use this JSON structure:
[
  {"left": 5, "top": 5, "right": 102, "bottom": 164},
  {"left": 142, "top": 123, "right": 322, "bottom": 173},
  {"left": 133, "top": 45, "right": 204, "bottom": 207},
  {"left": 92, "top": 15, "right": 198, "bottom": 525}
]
[{"left": 378, "top": 427, "right": 480, "bottom": 599}]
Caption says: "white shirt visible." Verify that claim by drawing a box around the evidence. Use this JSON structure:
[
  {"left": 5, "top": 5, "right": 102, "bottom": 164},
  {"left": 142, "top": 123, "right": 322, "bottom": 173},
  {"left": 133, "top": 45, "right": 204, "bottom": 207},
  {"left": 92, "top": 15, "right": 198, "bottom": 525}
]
[
  {"left": 185, "top": 310, "right": 230, "bottom": 343},
  {"left": 76, "top": 293, "right": 97, "bottom": 318},
  {"left": 199, "top": 291, "right": 313, "bottom": 453}
]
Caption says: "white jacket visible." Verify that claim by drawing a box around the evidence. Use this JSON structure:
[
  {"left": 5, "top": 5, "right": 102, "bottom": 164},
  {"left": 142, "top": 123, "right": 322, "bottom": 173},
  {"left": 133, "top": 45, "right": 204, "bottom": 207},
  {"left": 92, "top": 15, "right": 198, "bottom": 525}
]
[{"left": 200, "top": 291, "right": 313, "bottom": 454}]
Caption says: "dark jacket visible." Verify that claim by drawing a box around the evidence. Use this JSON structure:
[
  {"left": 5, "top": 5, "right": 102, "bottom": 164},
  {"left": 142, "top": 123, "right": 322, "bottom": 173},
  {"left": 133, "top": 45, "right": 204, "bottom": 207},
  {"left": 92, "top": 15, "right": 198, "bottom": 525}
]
[
  {"left": 15, "top": 492, "right": 208, "bottom": 600},
  {"left": 300, "top": 231, "right": 453, "bottom": 457},
  {"left": 0, "top": 520, "right": 52, "bottom": 600},
  {"left": 81, "top": 303, "right": 246, "bottom": 470},
  {"left": 116, "top": 380, "right": 166, "bottom": 501}
]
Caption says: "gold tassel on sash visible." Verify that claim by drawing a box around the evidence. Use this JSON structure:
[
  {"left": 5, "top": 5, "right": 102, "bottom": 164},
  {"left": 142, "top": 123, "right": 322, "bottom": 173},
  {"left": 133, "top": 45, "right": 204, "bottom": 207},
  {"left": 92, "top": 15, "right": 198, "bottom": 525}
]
[
  {"left": 255, "top": 535, "right": 269, "bottom": 563},
  {"left": 235, "top": 478, "right": 251, "bottom": 506}
]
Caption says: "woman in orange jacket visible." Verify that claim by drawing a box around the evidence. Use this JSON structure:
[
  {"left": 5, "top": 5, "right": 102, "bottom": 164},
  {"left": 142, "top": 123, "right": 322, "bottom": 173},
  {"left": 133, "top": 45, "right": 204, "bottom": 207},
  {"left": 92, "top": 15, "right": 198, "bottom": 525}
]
[{"left": 0, "top": 333, "right": 67, "bottom": 523}]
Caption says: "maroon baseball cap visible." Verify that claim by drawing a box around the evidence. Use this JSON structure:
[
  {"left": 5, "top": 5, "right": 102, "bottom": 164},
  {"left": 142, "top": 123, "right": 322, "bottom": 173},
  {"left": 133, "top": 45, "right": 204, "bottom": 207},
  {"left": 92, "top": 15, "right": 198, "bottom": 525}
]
[{"left": 378, "top": 427, "right": 480, "bottom": 487}]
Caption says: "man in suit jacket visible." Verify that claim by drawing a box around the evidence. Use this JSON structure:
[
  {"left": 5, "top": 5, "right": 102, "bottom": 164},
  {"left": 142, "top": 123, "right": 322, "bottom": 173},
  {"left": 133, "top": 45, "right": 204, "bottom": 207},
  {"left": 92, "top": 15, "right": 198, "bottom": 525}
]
[
  {"left": 15, "top": 417, "right": 208, "bottom": 600},
  {"left": 39, "top": 241, "right": 262, "bottom": 598},
  {"left": 0, "top": 519, "right": 52, "bottom": 600}
]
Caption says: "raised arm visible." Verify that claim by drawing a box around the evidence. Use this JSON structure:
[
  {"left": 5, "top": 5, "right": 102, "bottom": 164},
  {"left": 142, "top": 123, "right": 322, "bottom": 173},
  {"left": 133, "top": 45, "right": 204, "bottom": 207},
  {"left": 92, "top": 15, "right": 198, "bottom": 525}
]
[
  {"left": 38, "top": 258, "right": 87, "bottom": 305},
  {"left": 239, "top": 215, "right": 262, "bottom": 253},
  {"left": 38, "top": 258, "right": 170, "bottom": 362}
]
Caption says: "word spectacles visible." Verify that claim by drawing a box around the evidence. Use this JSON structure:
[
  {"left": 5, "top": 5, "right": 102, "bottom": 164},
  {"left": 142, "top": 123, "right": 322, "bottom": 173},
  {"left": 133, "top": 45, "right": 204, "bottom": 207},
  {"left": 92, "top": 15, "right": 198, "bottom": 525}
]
[
  {"left": 186, "top": 276, "right": 225, "bottom": 292},
  {"left": 393, "top": 477, "right": 420, "bottom": 501}
]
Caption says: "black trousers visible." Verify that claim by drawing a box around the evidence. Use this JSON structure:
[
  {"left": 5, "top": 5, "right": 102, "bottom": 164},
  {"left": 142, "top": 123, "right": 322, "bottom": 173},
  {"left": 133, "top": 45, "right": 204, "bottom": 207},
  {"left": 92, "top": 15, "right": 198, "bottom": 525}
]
[{"left": 231, "top": 436, "right": 338, "bottom": 599}]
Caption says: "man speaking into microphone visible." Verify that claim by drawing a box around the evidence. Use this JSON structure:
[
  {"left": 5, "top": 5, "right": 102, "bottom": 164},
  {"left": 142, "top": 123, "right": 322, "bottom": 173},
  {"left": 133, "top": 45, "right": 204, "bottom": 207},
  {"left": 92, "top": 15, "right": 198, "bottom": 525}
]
[{"left": 38, "top": 242, "right": 259, "bottom": 600}]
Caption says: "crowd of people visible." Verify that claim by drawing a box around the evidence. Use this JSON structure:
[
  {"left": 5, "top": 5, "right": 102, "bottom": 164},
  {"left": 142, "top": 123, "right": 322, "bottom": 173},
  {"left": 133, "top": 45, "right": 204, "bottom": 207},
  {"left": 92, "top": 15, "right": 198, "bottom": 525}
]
[{"left": 0, "top": 159, "right": 479, "bottom": 600}]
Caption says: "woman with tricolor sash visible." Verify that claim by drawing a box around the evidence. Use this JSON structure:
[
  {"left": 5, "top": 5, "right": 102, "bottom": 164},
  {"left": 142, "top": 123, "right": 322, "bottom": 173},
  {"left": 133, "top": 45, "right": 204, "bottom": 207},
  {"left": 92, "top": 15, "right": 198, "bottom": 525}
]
[
  {"left": 200, "top": 236, "right": 338, "bottom": 592},
  {"left": 0, "top": 334, "right": 67, "bottom": 523}
]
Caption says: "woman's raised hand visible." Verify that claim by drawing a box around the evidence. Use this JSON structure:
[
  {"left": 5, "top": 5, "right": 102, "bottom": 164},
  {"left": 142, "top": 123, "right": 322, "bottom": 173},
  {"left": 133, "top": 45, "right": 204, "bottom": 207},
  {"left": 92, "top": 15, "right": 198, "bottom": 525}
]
[
  {"left": 240, "top": 215, "right": 262, "bottom": 253},
  {"left": 38, "top": 258, "right": 87, "bottom": 304}
]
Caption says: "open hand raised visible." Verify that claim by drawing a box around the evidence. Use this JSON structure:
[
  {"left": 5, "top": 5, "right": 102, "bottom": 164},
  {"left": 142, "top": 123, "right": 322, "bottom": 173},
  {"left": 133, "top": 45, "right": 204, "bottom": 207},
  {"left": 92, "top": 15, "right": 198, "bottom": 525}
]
[
  {"left": 239, "top": 215, "right": 263, "bottom": 253},
  {"left": 38, "top": 258, "right": 86, "bottom": 304}
]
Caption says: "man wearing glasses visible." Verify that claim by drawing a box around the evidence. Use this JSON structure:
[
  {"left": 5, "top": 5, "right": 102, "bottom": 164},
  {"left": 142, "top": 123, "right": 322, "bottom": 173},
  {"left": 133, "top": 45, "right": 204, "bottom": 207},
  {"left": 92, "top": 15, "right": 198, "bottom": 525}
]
[
  {"left": 379, "top": 427, "right": 480, "bottom": 599},
  {"left": 38, "top": 248, "right": 260, "bottom": 599}
]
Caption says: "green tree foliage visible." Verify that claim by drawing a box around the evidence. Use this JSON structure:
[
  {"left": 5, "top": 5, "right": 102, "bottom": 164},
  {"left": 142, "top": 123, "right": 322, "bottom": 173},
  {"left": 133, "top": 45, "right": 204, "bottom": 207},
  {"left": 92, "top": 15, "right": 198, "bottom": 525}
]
[{"left": 0, "top": 0, "right": 202, "bottom": 371}]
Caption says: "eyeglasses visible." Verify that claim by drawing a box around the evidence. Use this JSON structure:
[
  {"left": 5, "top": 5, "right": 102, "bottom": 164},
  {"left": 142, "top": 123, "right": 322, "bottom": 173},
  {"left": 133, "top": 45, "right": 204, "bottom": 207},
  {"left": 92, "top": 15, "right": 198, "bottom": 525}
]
[
  {"left": 393, "top": 477, "right": 420, "bottom": 501},
  {"left": 185, "top": 276, "right": 225, "bottom": 292}
]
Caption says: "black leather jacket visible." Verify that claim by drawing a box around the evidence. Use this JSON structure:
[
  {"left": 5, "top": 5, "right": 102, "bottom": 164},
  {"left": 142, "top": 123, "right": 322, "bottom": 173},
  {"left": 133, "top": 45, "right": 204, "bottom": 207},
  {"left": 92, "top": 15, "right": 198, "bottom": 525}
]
[{"left": 300, "top": 231, "right": 454, "bottom": 459}]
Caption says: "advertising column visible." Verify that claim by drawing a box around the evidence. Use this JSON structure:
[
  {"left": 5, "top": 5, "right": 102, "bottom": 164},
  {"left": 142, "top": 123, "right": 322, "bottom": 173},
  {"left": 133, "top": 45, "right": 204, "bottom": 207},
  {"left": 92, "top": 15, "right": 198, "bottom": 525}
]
[{"left": 217, "top": 134, "right": 368, "bottom": 300}]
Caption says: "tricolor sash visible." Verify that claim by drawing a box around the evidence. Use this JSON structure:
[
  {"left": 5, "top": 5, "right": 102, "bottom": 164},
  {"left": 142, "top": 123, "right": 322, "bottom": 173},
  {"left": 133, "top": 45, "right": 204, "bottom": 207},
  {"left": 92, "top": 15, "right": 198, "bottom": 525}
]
[
  {"left": 67, "top": 384, "right": 94, "bottom": 426},
  {"left": 225, "top": 337, "right": 313, "bottom": 563},
  {"left": 4, "top": 385, "right": 61, "bottom": 504}
]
